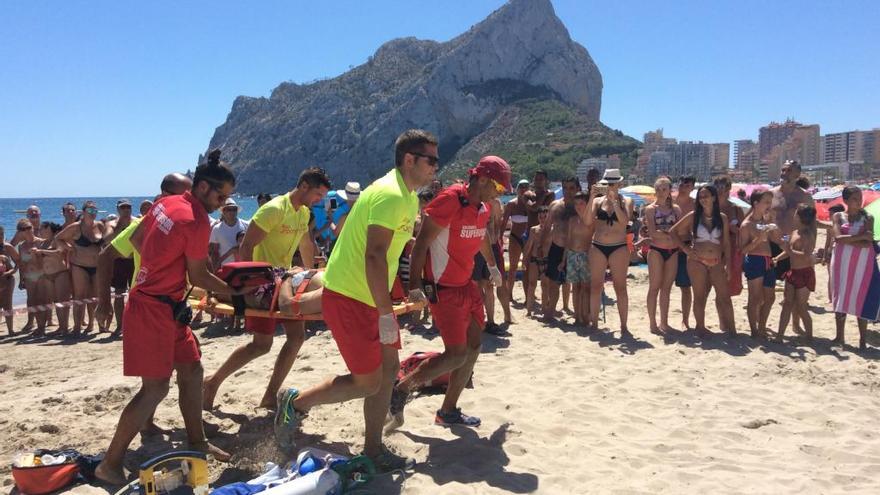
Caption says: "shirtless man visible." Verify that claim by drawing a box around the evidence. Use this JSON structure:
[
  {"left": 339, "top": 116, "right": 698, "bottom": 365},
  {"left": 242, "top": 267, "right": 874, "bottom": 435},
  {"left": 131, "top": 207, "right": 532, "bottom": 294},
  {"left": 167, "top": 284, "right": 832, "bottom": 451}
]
[
  {"left": 561, "top": 191, "right": 595, "bottom": 326},
  {"left": 674, "top": 176, "right": 696, "bottom": 329},
  {"left": 501, "top": 180, "right": 531, "bottom": 299},
  {"left": 770, "top": 160, "right": 815, "bottom": 279},
  {"left": 543, "top": 177, "right": 580, "bottom": 319},
  {"left": 522, "top": 207, "right": 550, "bottom": 316},
  {"left": 481, "top": 196, "right": 511, "bottom": 333},
  {"left": 526, "top": 169, "right": 556, "bottom": 230},
  {"left": 102, "top": 199, "right": 135, "bottom": 333}
]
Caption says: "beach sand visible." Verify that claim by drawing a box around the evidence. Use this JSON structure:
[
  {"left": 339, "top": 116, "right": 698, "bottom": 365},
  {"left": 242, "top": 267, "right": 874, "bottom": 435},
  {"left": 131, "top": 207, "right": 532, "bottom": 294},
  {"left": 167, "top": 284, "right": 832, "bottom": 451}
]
[{"left": 2, "top": 263, "right": 880, "bottom": 494}]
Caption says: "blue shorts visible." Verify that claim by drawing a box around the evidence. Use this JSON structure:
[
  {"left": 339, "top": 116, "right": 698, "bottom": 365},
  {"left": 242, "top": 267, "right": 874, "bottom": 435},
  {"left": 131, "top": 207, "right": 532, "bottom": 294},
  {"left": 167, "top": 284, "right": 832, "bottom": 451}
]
[
  {"left": 674, "top": 251, "right": 691, "bottom": 288},
  {"left": 743, "top": 254, "right": 776, "bottom": 288}
]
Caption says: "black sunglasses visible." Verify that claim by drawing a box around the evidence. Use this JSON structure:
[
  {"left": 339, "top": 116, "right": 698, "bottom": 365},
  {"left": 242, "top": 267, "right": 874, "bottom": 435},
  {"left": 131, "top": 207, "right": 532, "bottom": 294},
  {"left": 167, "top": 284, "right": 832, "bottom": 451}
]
[{"left": 410, "top": 152, "right": 439, "bottom": 167}]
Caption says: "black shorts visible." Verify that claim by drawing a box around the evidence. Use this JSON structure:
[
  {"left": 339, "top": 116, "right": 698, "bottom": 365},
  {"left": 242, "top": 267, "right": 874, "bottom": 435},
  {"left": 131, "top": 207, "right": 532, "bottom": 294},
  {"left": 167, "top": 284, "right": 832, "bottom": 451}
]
[
  {"left": 770, "top": 242, "right": 790, "bottom": 279},
  {"left": 545, "top": 242, "right": 566, "bottom": 284}
]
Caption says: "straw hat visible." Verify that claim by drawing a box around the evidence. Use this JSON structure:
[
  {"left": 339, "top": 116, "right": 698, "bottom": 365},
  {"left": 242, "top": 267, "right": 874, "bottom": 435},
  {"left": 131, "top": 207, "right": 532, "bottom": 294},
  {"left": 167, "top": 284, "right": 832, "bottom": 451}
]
[
  {"left": 599, "top": 169, "right": 624, "bottom": 185},
  {"left": 337, "top": 182, "right": 361, "bottom": 201}
]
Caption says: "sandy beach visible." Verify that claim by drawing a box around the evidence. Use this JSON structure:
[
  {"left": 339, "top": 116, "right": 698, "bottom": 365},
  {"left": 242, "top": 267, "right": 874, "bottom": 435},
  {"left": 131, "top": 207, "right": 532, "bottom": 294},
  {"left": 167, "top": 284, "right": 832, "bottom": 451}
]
[{"left": 2, "top": 262, "right": 880, "bottom": 494}]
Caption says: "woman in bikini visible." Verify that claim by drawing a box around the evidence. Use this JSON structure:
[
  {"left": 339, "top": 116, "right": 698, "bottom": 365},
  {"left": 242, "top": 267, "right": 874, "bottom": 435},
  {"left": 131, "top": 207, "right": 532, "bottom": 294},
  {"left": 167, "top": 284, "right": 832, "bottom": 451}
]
[
  {"left": 502, "top": 180, "right": 531, "bottom": 300},
  {"left": 0, "top": 226, "right": 21, "bottom": 336},
  {"left": 16, "top": 219, "right": 49, "bottom": 334},
  {"left": 35, "top": 222, "right": 71, "bottom": 335},
  {"left": 670, "top": 185, "right": 736, "bottom": 337},
  {"left": 776, "top": 205, "right": 817, "bottom": 343},
  {"left": 521, "top": 206, "right": 550, "bottom": 317},
  {"left": 740, "top": 190, "right": 787, "bottom": 339},
  {"left": 57, "top": 200, "right": 105, "bottom": 334},
  {"left": 212, "top": 267, "right": 325, "bottom": 316},
  {"left": 581, "top": 170, "right": 632, "bottom": 334},
  {"left": 643, "top": 176, "right": 682, "bottom": 335}
]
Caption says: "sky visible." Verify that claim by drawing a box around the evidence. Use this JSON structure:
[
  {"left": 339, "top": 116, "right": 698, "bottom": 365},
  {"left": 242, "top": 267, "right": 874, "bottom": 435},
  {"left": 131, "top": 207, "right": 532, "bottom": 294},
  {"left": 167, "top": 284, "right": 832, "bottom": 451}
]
[{"left": 2, "top": 0, "right": 878, "bottom": 197}]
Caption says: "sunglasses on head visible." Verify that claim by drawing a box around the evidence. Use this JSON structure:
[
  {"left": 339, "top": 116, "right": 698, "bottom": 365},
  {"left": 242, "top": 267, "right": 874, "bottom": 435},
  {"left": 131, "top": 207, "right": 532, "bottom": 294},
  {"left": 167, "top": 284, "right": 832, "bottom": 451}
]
[{"left": 410, "top": 151, "right": 439, "bottom": 167}]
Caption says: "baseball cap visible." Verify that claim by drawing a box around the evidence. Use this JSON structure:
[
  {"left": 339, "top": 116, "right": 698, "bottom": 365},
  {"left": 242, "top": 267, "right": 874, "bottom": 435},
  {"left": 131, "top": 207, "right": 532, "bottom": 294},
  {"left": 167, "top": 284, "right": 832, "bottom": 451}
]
[{"left": 469, "top": 155, "right": 512, "bottom": 192}]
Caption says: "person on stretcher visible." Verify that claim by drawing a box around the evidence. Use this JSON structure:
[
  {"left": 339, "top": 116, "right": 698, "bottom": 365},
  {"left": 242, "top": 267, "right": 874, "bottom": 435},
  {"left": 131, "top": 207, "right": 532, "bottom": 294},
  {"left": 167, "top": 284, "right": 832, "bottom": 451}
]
[{"left": 210, "top": 267, "right": 324, "bottom": 316}]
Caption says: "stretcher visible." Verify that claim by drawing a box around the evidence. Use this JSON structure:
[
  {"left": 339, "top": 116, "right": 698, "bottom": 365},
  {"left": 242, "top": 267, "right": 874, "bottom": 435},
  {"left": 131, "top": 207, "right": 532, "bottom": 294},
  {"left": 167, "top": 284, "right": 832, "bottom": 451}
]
[{"left": 188, "top": 287, "right": 424, "bottom": 322}]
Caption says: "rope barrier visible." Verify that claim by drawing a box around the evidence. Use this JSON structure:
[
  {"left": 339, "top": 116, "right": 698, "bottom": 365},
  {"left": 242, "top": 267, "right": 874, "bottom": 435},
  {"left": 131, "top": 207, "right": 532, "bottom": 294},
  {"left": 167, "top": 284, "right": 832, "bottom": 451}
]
[{"left": 0, "top": 292, "right": 128, "bottom": 318}]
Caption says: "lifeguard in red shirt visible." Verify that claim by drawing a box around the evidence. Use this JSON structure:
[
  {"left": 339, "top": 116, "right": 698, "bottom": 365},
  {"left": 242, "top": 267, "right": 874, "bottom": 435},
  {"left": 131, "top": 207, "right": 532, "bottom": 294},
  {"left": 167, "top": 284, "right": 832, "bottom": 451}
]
[
  {"left": 95, "top": 151, "right": 247, "bottom": 486},
  {"left": 389, "top": 155, "right": 511, "bottom": 429}
]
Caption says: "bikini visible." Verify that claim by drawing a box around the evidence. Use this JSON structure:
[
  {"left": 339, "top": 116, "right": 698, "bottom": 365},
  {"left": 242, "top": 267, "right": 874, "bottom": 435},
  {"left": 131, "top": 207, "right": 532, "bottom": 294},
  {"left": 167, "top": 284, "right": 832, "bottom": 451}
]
[
  {"left": 592, "top": 205, "right": 627, "bottom": 258},
  {"left": 692, "top": 221, "right": 722, "bottom": 266},
  {"left": 649, "top": 207, "right": 680, "bottom": 261},
  {"left": 72, "top": 224, "right": 102, "bottom": 277},
  {"left": 510, "top": 214, "right": 529, "bottom": 247}
]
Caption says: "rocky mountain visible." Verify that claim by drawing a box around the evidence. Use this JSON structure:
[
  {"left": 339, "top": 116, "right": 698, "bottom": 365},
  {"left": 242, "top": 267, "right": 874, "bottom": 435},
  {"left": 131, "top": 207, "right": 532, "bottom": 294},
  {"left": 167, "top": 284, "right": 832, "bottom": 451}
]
[{"left": 203, "top": 0, "right": 614, "bottom": 193}]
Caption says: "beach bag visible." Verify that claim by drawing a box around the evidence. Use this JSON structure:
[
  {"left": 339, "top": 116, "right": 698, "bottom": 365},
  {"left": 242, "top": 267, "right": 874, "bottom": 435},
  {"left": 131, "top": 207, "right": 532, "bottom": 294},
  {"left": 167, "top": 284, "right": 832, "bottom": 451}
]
[
  {"left": 217, "top": 262, "right": 276, "bottom": 316},
  {"left": 12, "top": 450, "right": 82, "bottom": 495}
]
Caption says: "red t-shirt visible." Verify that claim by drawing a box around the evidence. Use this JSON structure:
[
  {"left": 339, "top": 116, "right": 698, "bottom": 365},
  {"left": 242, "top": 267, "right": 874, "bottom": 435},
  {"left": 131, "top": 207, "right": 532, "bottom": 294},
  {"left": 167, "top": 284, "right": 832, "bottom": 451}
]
[
  {"left": 133, "top": 191, "right": 210, "bottom": 300},
  {"left": 423, "top": 184, "right": 490, "bottom": 287}
]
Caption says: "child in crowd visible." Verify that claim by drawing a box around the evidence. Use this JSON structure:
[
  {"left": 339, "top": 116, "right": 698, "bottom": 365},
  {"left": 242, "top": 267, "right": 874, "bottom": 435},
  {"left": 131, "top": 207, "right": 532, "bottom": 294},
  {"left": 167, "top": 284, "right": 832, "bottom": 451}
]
[
  {"left": 522, "top": 206, "right": 550, "bottom": 317},
  {"left": 776, "top": 205, "right": 818, "bottom": 342}
]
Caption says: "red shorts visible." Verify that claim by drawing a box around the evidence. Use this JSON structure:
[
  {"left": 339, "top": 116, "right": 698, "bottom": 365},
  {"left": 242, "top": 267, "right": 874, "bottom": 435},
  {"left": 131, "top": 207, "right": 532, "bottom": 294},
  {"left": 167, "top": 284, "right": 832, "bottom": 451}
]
[
  {"left": 245, "top": 315, "right": 278, "bottom": 335},
  {"left": 429, "top": 282, "right": 485, "bottom": 347},
  {"left": 784, "top": 267, "right": 816, "bottom": 291},
  {"left": 123, "top": 292, "right": 201, "bottom": 379},
  {"left": 322, "top": 289, "right": 400, "bottom": 375}
]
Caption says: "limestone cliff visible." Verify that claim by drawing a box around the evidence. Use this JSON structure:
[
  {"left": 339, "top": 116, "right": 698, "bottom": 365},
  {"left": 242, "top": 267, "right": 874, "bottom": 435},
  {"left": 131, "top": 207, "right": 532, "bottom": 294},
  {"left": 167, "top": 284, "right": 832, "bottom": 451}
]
[{"left": 204, "top": 0, "right": 605, "bottom": 193}]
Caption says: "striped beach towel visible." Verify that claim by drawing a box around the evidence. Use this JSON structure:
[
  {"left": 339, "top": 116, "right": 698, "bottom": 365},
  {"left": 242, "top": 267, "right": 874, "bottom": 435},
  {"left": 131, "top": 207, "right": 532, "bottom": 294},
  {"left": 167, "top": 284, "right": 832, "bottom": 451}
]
[{"left": 830, "top": 219, "right": 880, "bottom": 321}]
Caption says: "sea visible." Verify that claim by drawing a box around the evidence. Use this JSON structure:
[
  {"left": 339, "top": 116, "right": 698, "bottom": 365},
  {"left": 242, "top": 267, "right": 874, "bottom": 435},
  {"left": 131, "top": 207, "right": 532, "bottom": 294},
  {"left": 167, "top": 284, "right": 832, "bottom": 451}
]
[{"left": 0, "top": 195, "right": 262, "bottom": 306}]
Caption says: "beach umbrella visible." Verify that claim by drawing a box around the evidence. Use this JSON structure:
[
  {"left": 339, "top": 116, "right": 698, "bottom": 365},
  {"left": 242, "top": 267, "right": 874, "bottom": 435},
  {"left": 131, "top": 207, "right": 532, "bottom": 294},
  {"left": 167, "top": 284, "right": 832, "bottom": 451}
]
[
  {"left": 619, "top": 190, "right": 647, "bottom": 207},
  {"left": 729, "top": 196, "right": 750, "bottom": 210},
  {"left": 731, "top": 183, "right": 772, "bottom": 197},
  {"left": 815, "top": 190, "right": 880, "bottom": 221},
  {"left": 813, "top": 187, "right": 843, "bottom": 201},
  {"left": 621, "top": 185, "right": 655, "bottom": 203}
]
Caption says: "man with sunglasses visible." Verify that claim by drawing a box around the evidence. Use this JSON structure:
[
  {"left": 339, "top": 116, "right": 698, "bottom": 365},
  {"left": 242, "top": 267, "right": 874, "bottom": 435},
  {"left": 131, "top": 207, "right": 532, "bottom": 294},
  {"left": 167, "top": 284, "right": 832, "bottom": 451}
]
[
  {"left": 95, "top": 155, "right": 243, "bottom": 486},
  {"left": 388, "top": 155, "right": 511, "bottom": 430},
  {"left": 203, "top": 167, "right": 330, "bottom": 411},
  {"left": 276, "top": 129, "right": 437, "bottom": 471}
]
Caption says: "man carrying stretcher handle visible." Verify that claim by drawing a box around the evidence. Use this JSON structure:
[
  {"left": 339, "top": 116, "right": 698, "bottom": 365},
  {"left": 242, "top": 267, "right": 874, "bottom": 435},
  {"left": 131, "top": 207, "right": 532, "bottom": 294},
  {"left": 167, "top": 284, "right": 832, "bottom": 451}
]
[
  {"left": 96, "top": 151, "right": 248, "bottom": 486},
  {"left": 203, "top": 167, "right": 330, "bottom": 410},
  {"left": 387, "top": 155, "right": 511, "bottom": 430},
  {"left": 276, "top": 130, "right": 437, "bottom": 472}
]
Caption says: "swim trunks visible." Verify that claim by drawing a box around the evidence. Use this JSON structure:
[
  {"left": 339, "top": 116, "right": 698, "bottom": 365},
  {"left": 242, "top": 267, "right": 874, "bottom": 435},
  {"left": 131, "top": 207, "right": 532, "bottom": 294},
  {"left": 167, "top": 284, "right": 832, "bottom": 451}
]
[
  {"left": 323, "top": 288, "right": 400, "bottom": 375},
  {"left": 123, "top": 292, "right": 200, "bottom": 379},
  {"left": 743, "top": 254, "right": 777, "bottom": 288},
  {"left": 784, "top": 266, "right": 815, "bottom": 291},
  {"left": 429, "top": 282, "right": 485, "bottom": 347},
  {"left": 565, "top": 250, "right": 590, "bottom": 284},
  {"left": 674, "top": 251, "right": 691, "bottom": 288},
  {"left": 545, "top": 242, "right": 566, "bottom": 283}
]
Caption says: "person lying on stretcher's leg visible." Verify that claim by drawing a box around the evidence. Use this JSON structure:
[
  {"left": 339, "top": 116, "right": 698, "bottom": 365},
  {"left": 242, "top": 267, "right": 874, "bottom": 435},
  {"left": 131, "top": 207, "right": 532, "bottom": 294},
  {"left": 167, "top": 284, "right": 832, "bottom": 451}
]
[{"left": 211, "top": 267, "right": 325, "bottom": 316}]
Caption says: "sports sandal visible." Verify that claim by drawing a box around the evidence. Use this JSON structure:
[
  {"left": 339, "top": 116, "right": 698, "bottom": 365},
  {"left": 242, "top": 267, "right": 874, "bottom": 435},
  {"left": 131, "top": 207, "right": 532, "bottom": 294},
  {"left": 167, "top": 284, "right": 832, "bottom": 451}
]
[{"left": 435, "top": 408, "right": 481, "bottom": 427}]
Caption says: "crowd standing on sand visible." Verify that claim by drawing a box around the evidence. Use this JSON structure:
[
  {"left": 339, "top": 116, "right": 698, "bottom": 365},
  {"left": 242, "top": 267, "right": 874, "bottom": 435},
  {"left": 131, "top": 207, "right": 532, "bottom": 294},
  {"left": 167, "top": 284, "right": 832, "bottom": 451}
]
[{"left": 0, "top": 125, "right": 876, "bottom": 484}]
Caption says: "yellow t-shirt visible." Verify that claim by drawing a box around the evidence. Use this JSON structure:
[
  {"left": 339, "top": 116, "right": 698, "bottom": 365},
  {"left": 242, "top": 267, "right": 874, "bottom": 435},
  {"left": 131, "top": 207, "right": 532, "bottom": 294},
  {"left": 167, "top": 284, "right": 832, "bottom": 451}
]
[
  {"left": 110, "top": 216, "right": 143, "bottom": 286},
  {"left": 251, "top": 194, "right": 310, "bottom": 268},
  {"left": 322, "top": 168, "right": 418, "bottom": 307}
]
